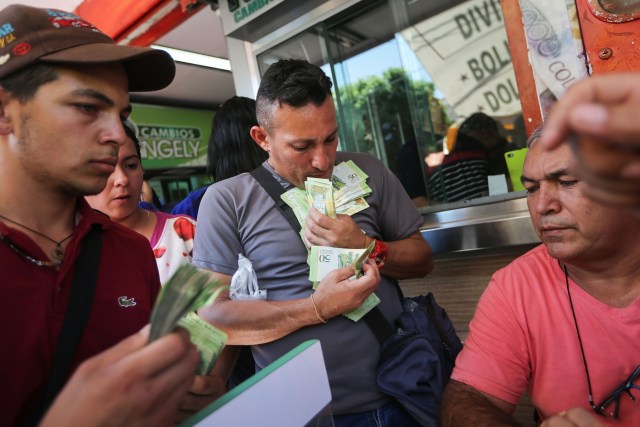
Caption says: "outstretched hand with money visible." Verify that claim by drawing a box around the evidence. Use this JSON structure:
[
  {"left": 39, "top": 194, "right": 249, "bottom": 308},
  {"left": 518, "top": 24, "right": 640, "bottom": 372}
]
[
  {"left": 312, "top": 259, "right": 380, "bottom": 320},
  {"left": 40, "top": 327, "right": 199, "bottom": 427},
  {"left": 305, "top": 207, "right": 366, "bottom": 248}
]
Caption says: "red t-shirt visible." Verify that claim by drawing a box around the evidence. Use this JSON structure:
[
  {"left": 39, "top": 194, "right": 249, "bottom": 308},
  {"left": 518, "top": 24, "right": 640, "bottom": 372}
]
[
  {"left": 0, "top": 199, "right": 161, "bottom": 427},
  {"left": 452, "top": 245, "right": 640, "bottom": 426}
]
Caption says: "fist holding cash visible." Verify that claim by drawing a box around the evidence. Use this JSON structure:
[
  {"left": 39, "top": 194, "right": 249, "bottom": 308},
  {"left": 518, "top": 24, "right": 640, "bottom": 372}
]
[
  {"left": 312, "top": 259, "right": 381, "bottom": 322},
  {"left": 281, "top": 160, "right": 382, "bottom": 322},
  {"left": 282, "top": 161, "right": 372, "bottom": 249}
]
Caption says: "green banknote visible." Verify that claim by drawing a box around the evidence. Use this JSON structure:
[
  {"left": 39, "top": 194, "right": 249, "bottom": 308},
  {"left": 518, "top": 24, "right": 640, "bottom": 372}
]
[
  {"left": 149, "top": 264, "right": 227, "bottom": 374},
  {"left": 343, "top": 292, "right": 381, "bottom": 322},
  {"left": 353, "top": 239, "right": 376, "bottom": 278},
  {"left": 308, "top": 243, "right": 379, "bottom": 321},
  {"left": 335, "top": 197, "right": 369, "bottom": 216},
  {"left": 333, "top": 161, "right": 372, "bottom": 206},
  {"left": 280, "top": 162, "right": 371, "bottom": 229},
  {"left": 332, "top": 160, "right": 368, "bottom": 189},
  {"left": 305, "top": 178, "right": 336, "bottom": 218},
  {"left": 281, "top": 187, "right": 308, "bottom": 228},
  {"left": 308, "top": 246, "right": 367, "bottom": 281},
  {"left": 178, "top": 312, "right": 228, "bottom": 375}
]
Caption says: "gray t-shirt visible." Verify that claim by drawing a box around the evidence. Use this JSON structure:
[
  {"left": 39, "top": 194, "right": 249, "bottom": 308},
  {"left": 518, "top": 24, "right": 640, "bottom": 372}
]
[{"left": 193, "top": 151, "right": 423, "bottom": 414}]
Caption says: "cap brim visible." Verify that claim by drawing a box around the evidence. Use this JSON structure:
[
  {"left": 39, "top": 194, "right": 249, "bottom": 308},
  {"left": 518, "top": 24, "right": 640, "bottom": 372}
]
[{"left": 41, "top": 43, "right": 175, "bottom": 92}]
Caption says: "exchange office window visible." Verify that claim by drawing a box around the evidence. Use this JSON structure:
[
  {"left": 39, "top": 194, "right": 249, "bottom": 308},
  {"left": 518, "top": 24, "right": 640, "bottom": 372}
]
[{"left": 257, "top": 0, "right": 527, "bottom": 209}]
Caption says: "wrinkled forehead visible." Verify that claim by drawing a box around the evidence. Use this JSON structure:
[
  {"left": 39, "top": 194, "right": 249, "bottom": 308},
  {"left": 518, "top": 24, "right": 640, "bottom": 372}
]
[{"left": 523, "top": 139, "right": 576, "bottom": 177}]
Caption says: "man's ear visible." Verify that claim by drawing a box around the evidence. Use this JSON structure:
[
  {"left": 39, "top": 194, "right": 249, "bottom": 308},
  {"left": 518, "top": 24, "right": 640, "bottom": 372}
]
[
  {"left": 250, "top": 125, "right": 269, "bottom": 153},
  {"left": 0, "top": 87, "right": 13, "bottom": 136}
]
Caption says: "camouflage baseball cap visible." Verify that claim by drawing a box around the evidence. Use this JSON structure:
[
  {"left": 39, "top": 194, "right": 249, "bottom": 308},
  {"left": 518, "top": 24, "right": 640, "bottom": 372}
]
[{"left": 0, "top": 4, "right": 175, "bottom": 91}]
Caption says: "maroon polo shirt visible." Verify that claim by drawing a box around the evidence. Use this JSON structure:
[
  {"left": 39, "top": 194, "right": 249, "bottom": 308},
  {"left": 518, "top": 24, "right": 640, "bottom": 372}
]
[{"left": 0, "top": 198, "right": 161, "bottom": 427}]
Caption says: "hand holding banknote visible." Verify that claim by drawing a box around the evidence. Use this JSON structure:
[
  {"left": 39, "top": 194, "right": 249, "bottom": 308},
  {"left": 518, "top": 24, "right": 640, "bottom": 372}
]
[
  {"left": 305, "top": 206, "right": 366, "bottom": 249},
  {"left": 149, "top": 265, "right": 228, "bottom": 375},
  {"left": 40, "top": 327, "right": 199, "bottom": 427},
  {"left": 149, "top": 265, "right": 229, "bottom": 422},
  {"left": 312, "top": 259, "right": 380, "bottom": 321}
]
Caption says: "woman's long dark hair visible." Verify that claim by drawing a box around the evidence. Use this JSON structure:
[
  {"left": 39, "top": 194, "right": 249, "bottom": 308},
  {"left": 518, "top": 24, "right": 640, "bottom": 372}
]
[{"left": 208, "top": 96, "right": 268, "bottom": 182}]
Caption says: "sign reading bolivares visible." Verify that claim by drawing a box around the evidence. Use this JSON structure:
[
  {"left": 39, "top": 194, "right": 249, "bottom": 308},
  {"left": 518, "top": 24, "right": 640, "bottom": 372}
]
[
  {"left": 401, "top": 0, "right": 520, "bottom": 118},
  {"left": 129, "top": 103, "right": 214, "bottom": 170}
]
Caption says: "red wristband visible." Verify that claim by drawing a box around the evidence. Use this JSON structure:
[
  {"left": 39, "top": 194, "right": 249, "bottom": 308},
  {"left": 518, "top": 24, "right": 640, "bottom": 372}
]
[{"left": 369, "top": 239, "right": 388, "bottom": 269}]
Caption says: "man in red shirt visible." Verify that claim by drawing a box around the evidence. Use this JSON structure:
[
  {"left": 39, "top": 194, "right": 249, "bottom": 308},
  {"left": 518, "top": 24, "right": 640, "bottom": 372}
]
[{"left": 0, "top": 5, "right": 202, "bottom": 426}]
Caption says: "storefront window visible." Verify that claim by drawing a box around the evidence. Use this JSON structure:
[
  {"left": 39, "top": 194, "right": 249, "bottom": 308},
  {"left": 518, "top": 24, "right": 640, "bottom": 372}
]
[{"left": 257, "top": 0, "right": 527, "bottom": 210}]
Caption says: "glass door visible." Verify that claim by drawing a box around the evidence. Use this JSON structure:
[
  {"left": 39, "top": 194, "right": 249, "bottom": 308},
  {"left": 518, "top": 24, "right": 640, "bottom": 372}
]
[{"left": 256, "top": 0, "right": 524, "bottom": 209}]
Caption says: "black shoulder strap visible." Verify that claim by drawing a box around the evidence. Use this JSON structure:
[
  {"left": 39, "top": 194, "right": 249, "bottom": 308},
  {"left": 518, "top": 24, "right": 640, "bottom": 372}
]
[
  {"left": 363, "top": 279, "right": 404, "bottom": 344},
  {"left": 363, "top": 306, "right": 396, "bottom": 344},
  {"left": 250, "top": 165, "right": 302, "bottom": 233},
  {"left": 249, "top": 165, "right": 397, "bottom": 343},
  {"left": 424, "top": 293, "right": 454, "bottom": 359},
  {"left": 29, "top": 224, "right": 103, "bottom": 426}
]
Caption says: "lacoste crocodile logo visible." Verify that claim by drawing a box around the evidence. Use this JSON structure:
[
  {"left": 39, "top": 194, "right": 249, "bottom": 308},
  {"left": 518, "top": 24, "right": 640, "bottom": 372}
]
[{"left": 118, "top": 296, "right": 137, "bottom": 307}]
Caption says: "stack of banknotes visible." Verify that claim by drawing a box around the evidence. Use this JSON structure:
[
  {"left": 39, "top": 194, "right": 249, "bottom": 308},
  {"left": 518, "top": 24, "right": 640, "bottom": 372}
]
[
  {"left": 308, "top": 240, "right": 378, "bottom": 322},
  {"left": 281, "top": 160, "right": 380, "bottom": 322},
  {"left": 282, "top": 160, "right": 372, "bottom": 226},
  {"left": 149, "top": 264, "right": 228, "bottom": 375}
]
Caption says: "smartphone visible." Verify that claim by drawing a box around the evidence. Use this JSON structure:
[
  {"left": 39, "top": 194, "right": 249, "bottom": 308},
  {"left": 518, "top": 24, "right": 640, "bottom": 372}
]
[{"left": 504, "top": 148, "right": 528, "bottom": 191}]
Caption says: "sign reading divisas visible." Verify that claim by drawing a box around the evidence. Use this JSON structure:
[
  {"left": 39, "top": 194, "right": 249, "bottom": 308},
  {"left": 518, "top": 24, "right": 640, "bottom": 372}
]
[{"left": 401, "top": 0, "right": 521, "bottom": 118}]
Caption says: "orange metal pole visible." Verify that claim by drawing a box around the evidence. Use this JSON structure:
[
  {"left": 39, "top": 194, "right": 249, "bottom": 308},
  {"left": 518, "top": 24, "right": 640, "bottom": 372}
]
[{"left": 500, "top": 0, "right": 542, "bottom": 136}]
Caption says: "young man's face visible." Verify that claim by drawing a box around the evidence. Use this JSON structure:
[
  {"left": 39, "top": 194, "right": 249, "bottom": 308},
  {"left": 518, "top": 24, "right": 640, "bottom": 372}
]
[
  {"left": 521, "top": 141, "right": 639, "bottom": 266},
  {"left": 252, "top": 96, "right": 339, "bottom": 188},
  {"left": 2, "top": 64, "right": 131, "bottom": 197}
]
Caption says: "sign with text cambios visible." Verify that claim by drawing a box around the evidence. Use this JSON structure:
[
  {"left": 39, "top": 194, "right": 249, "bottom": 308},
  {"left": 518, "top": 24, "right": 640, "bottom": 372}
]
[
  {"left": 182, "top": 340, "right": 334, "bottom": 427},
  {"left": 129, "top": 103, "right": 214, "bottom": 170}
]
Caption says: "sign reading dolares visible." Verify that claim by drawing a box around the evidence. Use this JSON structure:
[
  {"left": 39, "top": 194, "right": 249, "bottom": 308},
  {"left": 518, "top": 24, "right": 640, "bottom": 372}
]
[{"left": 129, "top": 103, "right": 214, "bottom": 170}]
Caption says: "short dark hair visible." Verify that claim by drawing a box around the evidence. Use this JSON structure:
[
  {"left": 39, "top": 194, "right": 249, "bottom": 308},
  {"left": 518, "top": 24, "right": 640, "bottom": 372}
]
[
  {"left": 459, "top": 112, "right": 498, "bottom": 135},
  {"left": 0, "top": 63, "right": 59, "bottom": 102},
  {"left": 255, "top": 59, "right": 333, "bottom": 130},
  {"left": 123, "top": 120, "right": 142, "bottom": 160},
  {"left": 208, "top": 96, "right": 268, "bottom": 181}
]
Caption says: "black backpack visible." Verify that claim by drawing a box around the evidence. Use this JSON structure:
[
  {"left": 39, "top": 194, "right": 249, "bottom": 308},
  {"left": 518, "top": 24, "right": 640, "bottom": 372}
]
[{"left": 365, "top": 293, "right": 463, "bottom": 426}]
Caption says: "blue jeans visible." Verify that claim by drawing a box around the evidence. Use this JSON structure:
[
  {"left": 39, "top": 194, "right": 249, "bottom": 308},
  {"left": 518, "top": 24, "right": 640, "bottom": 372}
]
[{"left": 332, "top": 400, "right": 420, "bottom": 427}]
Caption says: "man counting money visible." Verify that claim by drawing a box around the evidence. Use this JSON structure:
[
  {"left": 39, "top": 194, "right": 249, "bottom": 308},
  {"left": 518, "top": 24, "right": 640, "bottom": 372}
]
[
  {"left": 195, "top": 59, "right": 433, "bottom": 426},
  {"left": 0, "top": 5, "right": 216, "bottom": 426}
]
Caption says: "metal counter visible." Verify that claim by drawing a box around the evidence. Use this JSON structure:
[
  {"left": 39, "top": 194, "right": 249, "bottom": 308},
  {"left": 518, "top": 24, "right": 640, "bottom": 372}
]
[{"left": 419, "top": 194, "right": 540, "bottom": 254}]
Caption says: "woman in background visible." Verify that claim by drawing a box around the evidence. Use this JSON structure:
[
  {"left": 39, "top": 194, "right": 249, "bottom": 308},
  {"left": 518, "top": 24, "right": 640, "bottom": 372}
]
[
  {"left": 171, "top": 96, "right": 268, "bottom": 218},
  {"left": 86, "top": 121, "right": 196, "bottom": 284}
]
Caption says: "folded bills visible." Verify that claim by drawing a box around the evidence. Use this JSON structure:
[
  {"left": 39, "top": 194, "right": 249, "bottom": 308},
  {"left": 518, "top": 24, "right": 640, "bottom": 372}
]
[
  {"left": 149, "top": 264, "right": 227, "bottom": 374},
  {"left": 308, "top": 241, "right": 379, "bottom": 322}
]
